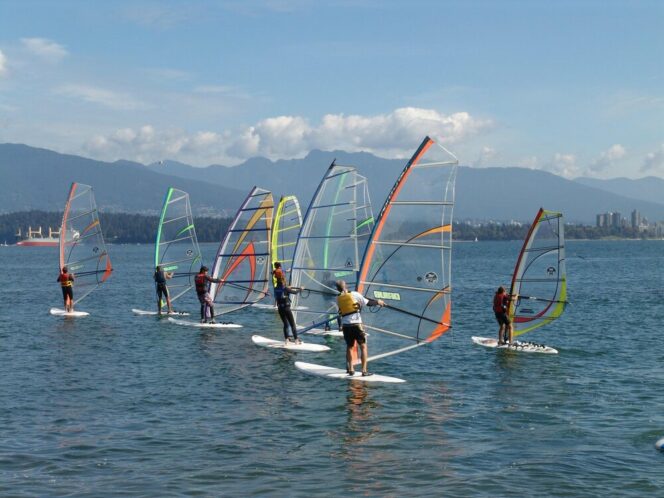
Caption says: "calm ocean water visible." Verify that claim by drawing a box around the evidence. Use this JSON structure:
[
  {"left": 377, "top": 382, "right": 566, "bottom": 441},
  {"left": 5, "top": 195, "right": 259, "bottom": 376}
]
[{"left": 0, "top": 240, "right": 662, "bottom": 497}]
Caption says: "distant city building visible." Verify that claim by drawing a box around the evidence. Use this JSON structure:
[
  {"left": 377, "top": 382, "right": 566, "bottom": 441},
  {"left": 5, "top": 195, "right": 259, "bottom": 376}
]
[
  {"left": 631, "top": 210, "right": 641, "bottom": 229},
  {"left": 596, "top": 213, "right": 607, "bottom": 228}
]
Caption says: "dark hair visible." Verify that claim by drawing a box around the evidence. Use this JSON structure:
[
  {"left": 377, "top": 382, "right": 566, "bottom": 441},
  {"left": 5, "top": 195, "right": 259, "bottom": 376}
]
[
  {"left": 155, "top": 265, "right": 161, "bottom": 271},
  {"left": 497, "top": 286, "right": 505, "bottom": 293},
  {"left": 200, "top": 266, "right": 208, "bottom": 272},
  {"left": 274, "top": 262, "right": 281, "bottom": 269},
  {"left": 335, "top": 280, "right": 346, "bottom": 292},
  {"left": 62, "top": 267, "right": 68, "bottom": 273}
]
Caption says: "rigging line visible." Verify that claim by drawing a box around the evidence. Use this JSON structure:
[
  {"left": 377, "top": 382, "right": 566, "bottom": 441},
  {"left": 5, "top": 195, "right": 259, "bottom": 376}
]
[
  {"left": 362, "top": 341, "right": 429, "bottom": 364},
  {"left": 514, "top": 295, "right": 569, "bottom": 304},
  {"left": 299, "top": 317, "right": 339, "bottom": 335}
]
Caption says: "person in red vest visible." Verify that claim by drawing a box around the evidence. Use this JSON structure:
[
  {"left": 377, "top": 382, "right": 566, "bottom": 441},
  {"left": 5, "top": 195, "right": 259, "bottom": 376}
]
[
  {"left": 493, "top": 286, "right": 512, "bottom": 344},
  {"left": 57, "top": 266, "right": 75, "bottom": 312}
]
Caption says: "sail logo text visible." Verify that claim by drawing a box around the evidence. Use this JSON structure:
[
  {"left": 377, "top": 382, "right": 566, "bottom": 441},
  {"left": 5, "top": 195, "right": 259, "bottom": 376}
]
[{"left": 373, "top": 290, "right": 401, "bottom": 301}]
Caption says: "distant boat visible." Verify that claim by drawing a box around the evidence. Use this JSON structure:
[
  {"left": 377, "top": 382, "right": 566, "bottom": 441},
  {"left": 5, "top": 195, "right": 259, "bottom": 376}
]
[{"left": 15, "top": 226, "right": 60, "bottom": 246}]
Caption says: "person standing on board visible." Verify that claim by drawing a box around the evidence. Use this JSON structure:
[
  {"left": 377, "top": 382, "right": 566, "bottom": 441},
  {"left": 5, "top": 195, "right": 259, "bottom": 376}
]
[
  {"left": 274, "top": 285, "right": 302, "bottom": 344},
  {"left": 154, "top": 265, "right": 174, "bottom": 315},
  {"left": 194, "top": 266, "right": 223, "bottom": 323},
  {"left": 57, "top": 266, "right": 75, "bottom": 312},
  {"left": 493, "top": 286, "right": 513, "bottom": 344},
  {"left": 335, "top": 280, "right": 385, "bottom": 377}
]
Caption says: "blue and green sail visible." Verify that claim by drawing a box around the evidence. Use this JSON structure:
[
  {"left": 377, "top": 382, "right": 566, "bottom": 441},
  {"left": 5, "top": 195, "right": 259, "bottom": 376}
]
[{"left": 154, "top": 188, "right": 202, "bottom": 307}]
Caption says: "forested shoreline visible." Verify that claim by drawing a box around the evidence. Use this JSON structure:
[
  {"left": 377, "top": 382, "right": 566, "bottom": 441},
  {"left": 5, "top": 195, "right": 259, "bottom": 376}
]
[{"left": 1, "top": 211, "right": 660, "bottom": 244}]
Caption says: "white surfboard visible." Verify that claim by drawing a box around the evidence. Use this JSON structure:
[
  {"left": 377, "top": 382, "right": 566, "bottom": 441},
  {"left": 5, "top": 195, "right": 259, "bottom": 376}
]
[
  {"left": 132, "top": 309, "right": 190, "bottom": 316},
  {"left": 301, "top": 327, "right": 344, "bottom": 338},
  {"left": 167, "top": 317, "right": 243, "bottom": 329},
  {"left": 251, "top": 335, "right": 330, "bottom": 352},
  {"left": 471, "top": 336, "right": 558, "bottom": 354},
  {"left": 294, "top": 361, "right": 405, "bottom": 383},
  {"left": 50, "top": 308, "right": 90, "bottom": 317}
]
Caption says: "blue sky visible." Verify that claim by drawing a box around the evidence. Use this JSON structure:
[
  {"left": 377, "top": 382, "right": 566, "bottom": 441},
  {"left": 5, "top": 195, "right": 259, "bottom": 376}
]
[{"left": 0, "top": 0, "right": 662, "bottom": 178}]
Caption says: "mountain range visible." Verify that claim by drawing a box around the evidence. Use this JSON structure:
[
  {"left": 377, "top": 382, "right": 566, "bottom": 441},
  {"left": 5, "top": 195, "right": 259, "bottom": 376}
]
[{"left": 2, "top": 143, "right": 663, "bottom": 223}]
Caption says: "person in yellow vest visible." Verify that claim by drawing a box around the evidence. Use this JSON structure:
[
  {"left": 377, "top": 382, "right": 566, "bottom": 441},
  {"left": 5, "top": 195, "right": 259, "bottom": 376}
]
[
  {"left": 56, "top": 266, "right": 75, "bottom": 312},
  {"left": 335, "top": 280, "right": 385, "bottom": 377}
]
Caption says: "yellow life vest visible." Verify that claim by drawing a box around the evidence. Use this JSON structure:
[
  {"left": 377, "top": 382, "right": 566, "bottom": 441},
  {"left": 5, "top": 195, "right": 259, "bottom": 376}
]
[{"left": 337, "top": 291, "right": 360, "bottom": 316}]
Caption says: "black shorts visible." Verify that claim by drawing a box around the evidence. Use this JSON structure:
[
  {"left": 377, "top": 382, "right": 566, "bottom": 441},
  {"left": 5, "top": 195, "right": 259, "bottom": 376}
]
[
  {"left": 495, "top": 312, "right": 511, "bottom": 326},
  {"left": 61, "top": 286, "right": 73, "bottom": 301},
  {"left": 342, "top": 324, "right": 367, "bottom": 347},
  {"left": 156, "top": 283, "right": 169, "bottom": 300}
]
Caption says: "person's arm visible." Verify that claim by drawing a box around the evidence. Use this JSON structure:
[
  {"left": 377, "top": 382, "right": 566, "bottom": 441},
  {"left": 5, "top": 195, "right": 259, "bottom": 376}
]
[
  {"left": 166, "top": 272, "right": 174, "bottom": 280},
  {"left": 285, "top": 286, "right": 300, "bottom": 295},
  {"left": 206, "top": 275, "right": 223, "bottom": 284}
]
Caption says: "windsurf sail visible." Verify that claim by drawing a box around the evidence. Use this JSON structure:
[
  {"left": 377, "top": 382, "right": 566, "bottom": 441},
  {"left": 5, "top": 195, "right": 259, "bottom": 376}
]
[
  {"left": 271, "top": 195, "right": 302, "bottom": 285},
  {"left": 59, "top": 182, "right": 112, "bottom": 304},
  {"left": 154, "top": 188, "right": 202, "bottom": 306},
  {"left": 209, "top": 187, "right": 274, "bottom": 314},
  {"left": 290, "top": 162, "right": 374, "bottom": 329},
  {"left": 356, "top": 136, "right": 458, "bottom": 362},
  {"left": 508, "top": 208, "right": 567, "bottom": 336}
]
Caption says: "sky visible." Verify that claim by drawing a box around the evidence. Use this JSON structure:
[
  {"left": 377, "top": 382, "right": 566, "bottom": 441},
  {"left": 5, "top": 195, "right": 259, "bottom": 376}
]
[{"left": 0, "top": 0, "right": 662, "bottom": 179}]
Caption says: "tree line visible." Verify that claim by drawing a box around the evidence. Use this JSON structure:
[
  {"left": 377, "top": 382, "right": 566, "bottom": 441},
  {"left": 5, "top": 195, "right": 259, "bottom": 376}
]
[
  {"left": 1, "top": 210, "right": 659, "bottom": 244},
  {"left": 1, "top": 211, "right": 232, "bottom": 244}
]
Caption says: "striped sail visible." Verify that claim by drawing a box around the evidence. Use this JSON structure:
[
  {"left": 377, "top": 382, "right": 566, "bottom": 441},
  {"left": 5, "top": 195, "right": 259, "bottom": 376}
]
[
  {"left": 209, "top": 187, "right": 274, "bottom": 314},
  {"left": 154, "top": 188, "right": 202, "bottom": 306},
  {"left": 357, "top": 137, "right": 458, "bottom": 362},
  {"left": 290, "top": 162, "right": 374, "bottom": 329},
  {"left": 59, "top": 182, "right": 112, "bottom": 304},
  {"left": 509, "top": 208, "right": 567, "bottom": 336},
  {"left": 271, "top": 195, "right": 302, "bottom": 285}
]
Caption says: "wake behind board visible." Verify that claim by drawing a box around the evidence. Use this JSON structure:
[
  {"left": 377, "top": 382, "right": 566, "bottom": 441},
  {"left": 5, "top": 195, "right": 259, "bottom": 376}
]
[
  {"left": 294, "top": 361, "right": 405, "bottom": 383},
  {"left": 167, "top": 317, "right": 243, "bottom": 329},
  {"left": 471, "top": 336, "right": 558, "bottom": 354},
  {"left": 132, "top": 309, "right": 190, "bottom": 316},
  {"left": 251, "top": 335, "right": 330, "bottom": 352},
  {"left": 251, "top": 303, "right": 309, "bottom": 311},
  {"left": 50, "top": 308, "right": 89, "bottom": 317}
]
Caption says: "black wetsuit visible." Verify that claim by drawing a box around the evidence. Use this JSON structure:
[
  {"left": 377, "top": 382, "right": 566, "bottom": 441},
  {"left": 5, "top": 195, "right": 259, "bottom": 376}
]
[
  {"left": 154, "top": 270, "right": 169, "bottom": 302},
  {"left": 275, "top": 287, "right": 298, "bottom": 340}
]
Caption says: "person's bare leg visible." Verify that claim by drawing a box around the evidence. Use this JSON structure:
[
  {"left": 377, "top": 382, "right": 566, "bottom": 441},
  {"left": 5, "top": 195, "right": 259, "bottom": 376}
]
[
  {"left": 498, "top": 324, "right": 505, "bottom": 344},
  {"left": 361, "top": 343, "right": 369, "bottom": 374},
  {"left": 346, "top": 346, "right": 354, "bottom": 374}
]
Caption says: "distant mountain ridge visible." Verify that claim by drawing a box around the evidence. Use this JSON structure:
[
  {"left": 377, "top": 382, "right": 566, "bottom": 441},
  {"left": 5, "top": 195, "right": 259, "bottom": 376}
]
[
  {"left": 2, "top": 143, "right": 663, "bottom": 223},
  {"left": 149, "top": 150, "right": 664, "bottom": 224},
  {"left": 0, "top": 144, "right": 245, "bottom": 216}
]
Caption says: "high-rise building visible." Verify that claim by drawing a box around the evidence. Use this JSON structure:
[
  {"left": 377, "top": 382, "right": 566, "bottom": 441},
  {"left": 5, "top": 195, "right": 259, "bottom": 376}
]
[{"left": 631, "top": 210, "right": 641, "bottom": 229}]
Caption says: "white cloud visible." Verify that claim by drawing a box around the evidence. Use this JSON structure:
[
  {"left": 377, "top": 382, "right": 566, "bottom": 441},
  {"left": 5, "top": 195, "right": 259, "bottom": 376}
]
[
  {"left": 0, "top": 49, "right": 7, "bottom": 77},
  {"left": 82, "top": 106, "right": 492, "bottom": 165},
  {"left": 21, "top": 38, "right": 68, "bottom": 60},
  {"left": 473, "top": 146, "right": 496, "bottom": 166},
  {"left": 517, "top": 156, "right": 539, "bottom": 169},
  {"left": 56, "top": 84, "right": 148, "bottom": 110},
  {"left": 588, "top": 144, "right": 626, "bottom": 172},
  {"left": 544, "top": 153, "right": 579, "bottom": 178},
  {"left": 641, "top": 144, "right": 664, "bottom": 174}
]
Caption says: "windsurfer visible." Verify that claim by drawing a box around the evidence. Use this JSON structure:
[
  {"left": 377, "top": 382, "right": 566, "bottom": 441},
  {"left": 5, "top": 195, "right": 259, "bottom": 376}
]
[
  {"left": 493, "top": 286, "right": 512, "bottom": 344},
  {"left": 57, "top": 266, "right": 75, "bottom": 312},
  {"left": 154, "top": 265, "right": 174, "bottom": 315},
  {"left": 195, "top": 266, "right": 223, "bottom": 323},
  {"left": 335, "top": 280, "right": 385, "bottom": 376},
  {"left": 275, "top": 285, "right": 301, "bottom": 344}
]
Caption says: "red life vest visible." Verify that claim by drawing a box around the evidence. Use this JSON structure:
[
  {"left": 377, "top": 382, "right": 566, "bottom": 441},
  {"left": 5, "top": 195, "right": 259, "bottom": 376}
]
[
  {"left": 195, "top": 273, "right": 208, "bottom": 294},
  {"left": 272, "top": 268, "right": 285, "bottom": 288},
  {"left": 58, "top": 272, "right": 73, "bottom": 287},
  {"left": 493, "top": 292, "right": 508, "bottom": 313}
]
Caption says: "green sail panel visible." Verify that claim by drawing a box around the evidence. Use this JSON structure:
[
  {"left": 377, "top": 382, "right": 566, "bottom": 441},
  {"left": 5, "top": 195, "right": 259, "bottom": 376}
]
[{"left": 270, "top": 195, "right": 302, "bottom": 285}]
